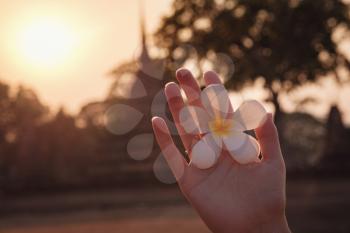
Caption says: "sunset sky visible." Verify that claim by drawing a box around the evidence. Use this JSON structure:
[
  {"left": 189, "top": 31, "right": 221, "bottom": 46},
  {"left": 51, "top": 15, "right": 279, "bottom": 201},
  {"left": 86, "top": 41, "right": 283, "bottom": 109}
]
[
  {"left": 0, "top": 0, "right": 172, "bottom": 110},
  {"left": 0, "top": 0, "right": 349, "bottom": 124}
]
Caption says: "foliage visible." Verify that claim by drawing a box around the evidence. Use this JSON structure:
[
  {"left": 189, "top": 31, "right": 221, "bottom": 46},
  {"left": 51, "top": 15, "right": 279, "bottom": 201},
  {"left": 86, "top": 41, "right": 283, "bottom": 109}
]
[
  {"left": 0, "top": 83, "right": 98, "bottom": 191},
  {"left": 155, "top": 0, "right": 350, "bottom": 114}
]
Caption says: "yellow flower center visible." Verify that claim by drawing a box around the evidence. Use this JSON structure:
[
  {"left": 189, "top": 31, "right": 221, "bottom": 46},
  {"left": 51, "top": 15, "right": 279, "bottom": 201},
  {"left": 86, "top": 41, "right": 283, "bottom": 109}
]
[{"left": 209, "top": 117, "right": 232, "bottom": 136}]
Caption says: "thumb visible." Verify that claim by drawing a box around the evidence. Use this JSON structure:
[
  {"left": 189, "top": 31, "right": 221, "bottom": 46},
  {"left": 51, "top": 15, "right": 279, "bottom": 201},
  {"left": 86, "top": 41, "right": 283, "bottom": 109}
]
[{"left": 255, "top": 113, "right": 283, "bottom": 163}]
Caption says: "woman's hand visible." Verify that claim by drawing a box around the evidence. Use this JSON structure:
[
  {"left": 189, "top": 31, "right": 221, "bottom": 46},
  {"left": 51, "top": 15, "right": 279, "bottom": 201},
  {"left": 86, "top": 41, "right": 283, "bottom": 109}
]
[{"left": 152, "top": 68, "right": 291, "bottom": 233}]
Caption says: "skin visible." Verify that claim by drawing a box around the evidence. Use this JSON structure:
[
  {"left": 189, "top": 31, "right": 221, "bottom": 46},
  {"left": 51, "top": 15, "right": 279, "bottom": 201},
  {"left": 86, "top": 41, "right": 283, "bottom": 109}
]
[{"left": 151, "top": 68, "right": 292, "bottom": 233}]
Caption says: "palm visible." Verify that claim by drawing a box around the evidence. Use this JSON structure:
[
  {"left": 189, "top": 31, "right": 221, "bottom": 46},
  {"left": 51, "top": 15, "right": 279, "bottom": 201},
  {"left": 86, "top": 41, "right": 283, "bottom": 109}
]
[
  {"left": 177, "top": 149, "right": 285, "bottom": 233},
  {"left": 152, "top": 69, "right": 290, "bottom": 233}
]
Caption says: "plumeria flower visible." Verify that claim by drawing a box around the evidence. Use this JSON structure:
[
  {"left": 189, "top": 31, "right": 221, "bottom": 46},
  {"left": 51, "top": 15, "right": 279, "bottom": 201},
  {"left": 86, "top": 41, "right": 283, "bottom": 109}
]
[{"left": 179, "top": 84, "right": 267, "bottom": 169}]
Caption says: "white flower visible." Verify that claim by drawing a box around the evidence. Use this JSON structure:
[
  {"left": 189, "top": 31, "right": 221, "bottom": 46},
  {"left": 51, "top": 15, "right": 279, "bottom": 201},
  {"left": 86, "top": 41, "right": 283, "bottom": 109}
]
[{"left": 179, "top": 84, "right": 267, "bottom": 169}]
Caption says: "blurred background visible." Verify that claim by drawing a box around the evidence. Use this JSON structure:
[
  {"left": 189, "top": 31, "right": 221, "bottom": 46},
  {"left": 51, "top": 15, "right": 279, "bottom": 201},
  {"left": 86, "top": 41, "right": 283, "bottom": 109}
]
[{"left": 0, "top": 0, "right": 350, "bottom": 232}]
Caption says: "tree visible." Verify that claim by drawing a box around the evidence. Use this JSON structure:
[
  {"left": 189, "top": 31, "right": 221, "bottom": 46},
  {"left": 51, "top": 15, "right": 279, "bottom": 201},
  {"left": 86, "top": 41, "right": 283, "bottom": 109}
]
[
  {"left": 0, "top": 81, "right": 15, "bottom": 189},
  {"left": 0, "top": 82, "right": 14, "bottom": 144},
  {"left": 0, "top": 84, "right": 49, "bottom": 190},
  {"left": 155, "top": 0, "right": 350, "bottom": 123}
]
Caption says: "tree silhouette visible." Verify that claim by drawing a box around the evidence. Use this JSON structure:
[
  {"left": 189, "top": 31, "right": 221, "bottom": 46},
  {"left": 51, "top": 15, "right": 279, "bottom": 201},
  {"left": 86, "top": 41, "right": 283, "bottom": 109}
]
[{"left": 155, "top": 0, "right": 350, "bottom": 122}]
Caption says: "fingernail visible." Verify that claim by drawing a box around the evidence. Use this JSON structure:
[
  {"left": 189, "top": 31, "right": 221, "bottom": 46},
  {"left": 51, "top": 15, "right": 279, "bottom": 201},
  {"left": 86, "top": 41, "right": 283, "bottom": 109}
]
[
  {"left": 151, "top": 116, "right": 160, "bottom": 123},
  {"left": 176, "top": 68, "right": 190, "bottom": 80},
  {"left": 164, "top": 82, "right": 181, "bottom": 99},
  {"left": 151, "top": 116, "right": 163, "bottom": 128}
]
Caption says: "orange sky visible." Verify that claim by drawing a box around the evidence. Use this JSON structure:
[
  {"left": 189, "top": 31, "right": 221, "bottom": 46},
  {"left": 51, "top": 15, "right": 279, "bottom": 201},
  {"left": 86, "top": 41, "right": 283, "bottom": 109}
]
[
  {"left": 0, "top": 0, "right": 172, "bottom": 111},
  {"left": 0, "top": 0, "right": 349, "bottom": 124}
]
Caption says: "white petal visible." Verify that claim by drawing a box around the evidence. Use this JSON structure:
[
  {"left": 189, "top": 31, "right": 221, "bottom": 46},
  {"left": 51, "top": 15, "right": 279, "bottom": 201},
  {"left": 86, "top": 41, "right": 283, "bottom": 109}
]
[
  {"left": 225, "top": 133, "right": 260, "bottom": 164},
  {"left": 222, "top": 131, "right": 248, "bottom": 151},
  {"left": 233, "top": 100, "right": 267, "bottom": 130},
  {"left": 190, "top": 135, "right": 219, "bottom": 169},
  {"left": 201, "top": 133, "right": 222, "bottom": 160},
  {"left": 179, "top": 106, "right": 210, "bottom": 134},
  {"left": 230, "top": 120, "right": 246, "bottom": 132},
  {"left": 201, "top": 84, "right": 231, "bottom": 119}
]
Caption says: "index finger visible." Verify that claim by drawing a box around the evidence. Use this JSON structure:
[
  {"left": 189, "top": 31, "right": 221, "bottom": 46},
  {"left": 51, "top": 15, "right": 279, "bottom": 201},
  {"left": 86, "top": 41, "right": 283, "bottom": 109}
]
[
  {"left": 165, "top": 82, "right": 199, "bottom": 152},
  {"left": 176, "top": 68, "right": 202, "bottom": 107}
]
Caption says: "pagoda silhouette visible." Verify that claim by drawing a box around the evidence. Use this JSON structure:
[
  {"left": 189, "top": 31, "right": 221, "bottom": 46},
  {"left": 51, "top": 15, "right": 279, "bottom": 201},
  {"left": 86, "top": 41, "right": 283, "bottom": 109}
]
[
  {"left": 318, "top": 105, "right": 350, "bottom": 173},
  {"left": 107, "top": 9, "right": 168, "bottom": 133},
  {"left": 79, "top": 10, "right": 172, "bottom": 184}
]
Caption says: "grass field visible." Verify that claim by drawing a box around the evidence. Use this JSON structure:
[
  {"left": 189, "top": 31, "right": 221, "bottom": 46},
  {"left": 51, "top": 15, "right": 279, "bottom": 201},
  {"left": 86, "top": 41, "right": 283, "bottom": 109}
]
[{"left": 1, "top": 178, "right": 350, "bottom": 233}]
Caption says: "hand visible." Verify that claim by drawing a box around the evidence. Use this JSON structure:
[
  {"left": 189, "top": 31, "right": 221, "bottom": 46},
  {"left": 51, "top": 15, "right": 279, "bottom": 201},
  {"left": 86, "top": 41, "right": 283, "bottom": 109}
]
[{"left": 152, "top": 69, "right": 291, "bottom": 233}]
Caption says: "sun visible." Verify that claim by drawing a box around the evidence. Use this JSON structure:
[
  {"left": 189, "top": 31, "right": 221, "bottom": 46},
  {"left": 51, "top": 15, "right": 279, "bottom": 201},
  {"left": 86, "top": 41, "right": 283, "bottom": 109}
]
[{"left": 15, "top": 17, "right": 76, "bottom": 69}]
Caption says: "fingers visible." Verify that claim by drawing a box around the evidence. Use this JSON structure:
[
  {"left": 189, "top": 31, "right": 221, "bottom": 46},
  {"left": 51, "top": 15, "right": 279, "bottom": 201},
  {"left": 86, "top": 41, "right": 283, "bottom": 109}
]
[
  {"left": 255, "top": 113, "right": 283, "bottom": 163},
  {"left": 203, "top": 70, "right": 234, "bottom": 116},
  {"left": 203, "top": 70, "right": 222, "bottom": 85},
  {"left": 152, "top": 117, "right": 188, "bottom": 181},
  {"left": 164, "top": 82, "right": 197, "bottom": 151},
  {"left": 176, "top": 68, "right": 202, "bottom": 106}
]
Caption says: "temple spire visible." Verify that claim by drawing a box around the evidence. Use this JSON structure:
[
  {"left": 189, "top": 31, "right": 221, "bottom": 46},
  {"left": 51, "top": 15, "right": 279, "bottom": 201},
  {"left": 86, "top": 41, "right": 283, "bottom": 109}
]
[{"left": 139, "top": 1, "right": 149, "bottom": 61}]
